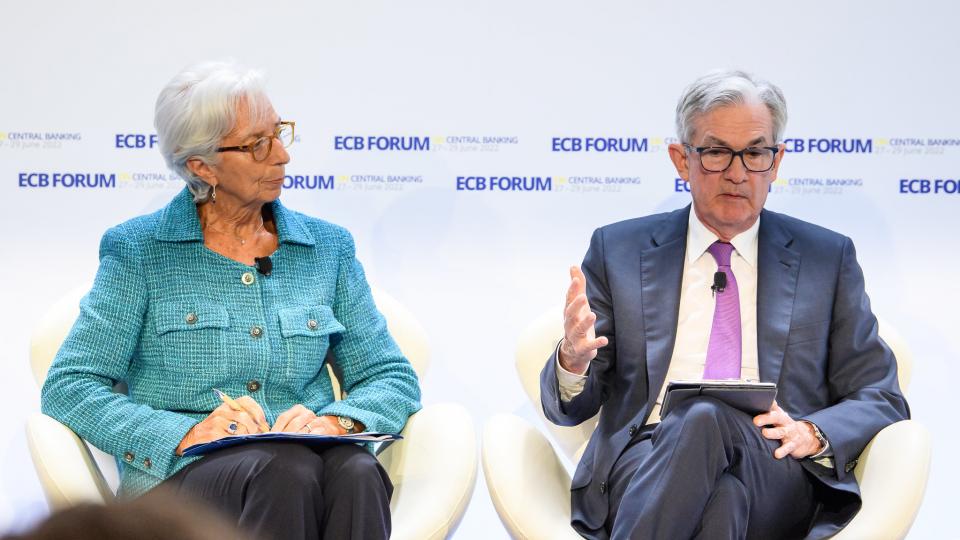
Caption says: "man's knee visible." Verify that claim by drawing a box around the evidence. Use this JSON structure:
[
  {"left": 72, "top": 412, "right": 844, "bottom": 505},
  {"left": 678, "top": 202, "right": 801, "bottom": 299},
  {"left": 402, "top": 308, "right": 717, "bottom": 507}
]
[{"left": 666, "top": 396, "right": 731, "bottom": 430}]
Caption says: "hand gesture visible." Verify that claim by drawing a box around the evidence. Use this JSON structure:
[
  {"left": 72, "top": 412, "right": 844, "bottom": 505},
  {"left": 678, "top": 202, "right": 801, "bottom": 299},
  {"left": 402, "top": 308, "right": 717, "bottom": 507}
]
[{"left": 559, "top": 266, "right": 609, "bottom": 374}]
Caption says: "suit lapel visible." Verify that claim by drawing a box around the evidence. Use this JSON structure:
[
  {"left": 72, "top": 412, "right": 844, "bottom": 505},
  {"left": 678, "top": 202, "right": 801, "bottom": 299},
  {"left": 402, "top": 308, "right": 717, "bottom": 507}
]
[
  {"left": 641, "top": 207, "right": 689, "bottom": 408},
  {"left": 756, "top": 210, "right": 800, "bottom": 385}
]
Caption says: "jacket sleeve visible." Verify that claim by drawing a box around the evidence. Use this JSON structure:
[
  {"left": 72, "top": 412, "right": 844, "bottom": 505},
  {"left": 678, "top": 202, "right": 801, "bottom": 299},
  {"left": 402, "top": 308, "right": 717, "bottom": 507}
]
[
  {"left": 541, "top": 227, "right": 617, "bottom": 426},
  {"left": 317, "top": 228, "right": 422, "bottom": 433},
  {"left": 801, "top": 236, "right": 910, "bottom": 480},
  {"left": 40, "top": 227, "right": 198, "bottom": 481}
]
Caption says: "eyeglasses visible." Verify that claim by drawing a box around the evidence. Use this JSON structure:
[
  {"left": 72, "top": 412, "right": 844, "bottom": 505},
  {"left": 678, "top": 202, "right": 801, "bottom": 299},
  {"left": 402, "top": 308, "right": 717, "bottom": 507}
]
[
  {"left": 683, "top": 143, "right": 779, "bottom": 173},
  {"left": 217, "top": 121, "right": 295, "bottom": 162}
]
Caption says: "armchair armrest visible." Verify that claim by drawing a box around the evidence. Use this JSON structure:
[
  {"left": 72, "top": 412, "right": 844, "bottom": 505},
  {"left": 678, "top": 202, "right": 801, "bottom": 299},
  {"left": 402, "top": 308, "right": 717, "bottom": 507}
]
[
  {"left": 378, "top": 402, "right": 477, "bottom": 540},
  {"left": 482, "top": 413, "right": 581, "bottom": 540},
  {"left": 833, "top": 420, "right": 931, "bottom": 540},
  {"left": 25, "top": 413, "right": 113, "bottom": 509}
]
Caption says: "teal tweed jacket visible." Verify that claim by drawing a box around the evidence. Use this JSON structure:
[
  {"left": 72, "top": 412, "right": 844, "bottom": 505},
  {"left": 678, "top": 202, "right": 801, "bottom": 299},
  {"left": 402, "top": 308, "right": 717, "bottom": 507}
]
[{"left": 41, "top": 188, "right": 422, "bottom": 497}]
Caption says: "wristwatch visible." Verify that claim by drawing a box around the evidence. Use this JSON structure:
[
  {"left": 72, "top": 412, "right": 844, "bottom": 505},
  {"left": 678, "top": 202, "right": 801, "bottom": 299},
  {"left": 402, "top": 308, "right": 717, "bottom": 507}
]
[
  {"left": 337, "top": 416, "right": 358, "bottom": 434},
  {"left": 807, "top": 421, "right": 830, "bottom": 458}
]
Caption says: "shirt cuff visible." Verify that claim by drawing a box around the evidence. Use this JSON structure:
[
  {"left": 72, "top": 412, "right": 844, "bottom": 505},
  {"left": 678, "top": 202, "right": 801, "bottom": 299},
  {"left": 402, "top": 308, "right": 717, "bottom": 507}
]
[{"left": 555, "top": 342, "right": 588, "bottom": 402}]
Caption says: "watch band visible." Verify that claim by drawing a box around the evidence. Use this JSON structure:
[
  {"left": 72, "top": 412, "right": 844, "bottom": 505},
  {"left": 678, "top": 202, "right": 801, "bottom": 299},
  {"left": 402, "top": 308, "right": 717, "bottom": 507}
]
[{"left": 807, "top": 421, "right": 830, "bottom": 458}]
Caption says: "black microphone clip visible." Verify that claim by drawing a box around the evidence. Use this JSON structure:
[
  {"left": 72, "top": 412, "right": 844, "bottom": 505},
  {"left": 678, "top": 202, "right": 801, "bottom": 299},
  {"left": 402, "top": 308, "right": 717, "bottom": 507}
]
[
  {"left": 711, "top": 271, "right": 727, "bottom": 296},
  {"left": 255, "top": 256, "right": 273, "bottom": 276}
]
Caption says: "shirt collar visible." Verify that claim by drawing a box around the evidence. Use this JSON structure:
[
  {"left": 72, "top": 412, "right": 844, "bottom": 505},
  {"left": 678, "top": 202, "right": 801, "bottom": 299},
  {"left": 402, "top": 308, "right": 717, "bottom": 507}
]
[
  {"left": 155, "top": 187, "right": 315, "bottom": 246},
  {"left": 686, "top": 204, "right": 759, "bottom": 268}
]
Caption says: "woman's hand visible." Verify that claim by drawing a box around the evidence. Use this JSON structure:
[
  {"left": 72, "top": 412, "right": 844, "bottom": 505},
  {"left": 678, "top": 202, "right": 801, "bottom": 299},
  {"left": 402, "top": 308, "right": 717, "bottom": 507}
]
[
  {"left": 271, "top": 404, "right": 363, "bottom": 435},
  {"left": 175, "top": 396, "right": 267, "bottom": 455}
]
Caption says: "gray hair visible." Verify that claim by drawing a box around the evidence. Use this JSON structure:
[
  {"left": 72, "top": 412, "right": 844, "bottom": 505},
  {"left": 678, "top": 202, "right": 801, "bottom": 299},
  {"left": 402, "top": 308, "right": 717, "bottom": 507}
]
[
  {"left": 154, "top": 61, "right": 270, "bottom": 202},
  {"left": 675, "top": 69, "right": 788, "bottom": 144}
]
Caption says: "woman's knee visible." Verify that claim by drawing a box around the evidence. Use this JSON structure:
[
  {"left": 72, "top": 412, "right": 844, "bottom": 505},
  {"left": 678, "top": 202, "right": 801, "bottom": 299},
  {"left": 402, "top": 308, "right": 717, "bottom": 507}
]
[
  {"left": 322, "top": 446, "right": 392, "bottom": 497},
  {"left": 249, "top": 443, "right": 325, "bottom": 490}
]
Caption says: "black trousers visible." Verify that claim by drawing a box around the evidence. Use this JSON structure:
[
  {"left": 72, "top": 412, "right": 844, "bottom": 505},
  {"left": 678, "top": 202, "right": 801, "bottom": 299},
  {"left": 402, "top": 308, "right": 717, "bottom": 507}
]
[
  {"left": 603, "top": 396, "right": 817, "bottom": 540},
  {"left": 161, "top": 442, "right": 392, "bottom": 540}
]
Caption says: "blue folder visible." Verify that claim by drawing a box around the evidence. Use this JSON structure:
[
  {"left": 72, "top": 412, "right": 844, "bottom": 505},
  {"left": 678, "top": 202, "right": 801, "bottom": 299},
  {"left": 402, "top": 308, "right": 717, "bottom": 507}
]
[{"left": 182, "top": 432, "right": 402, "bottom": 457}]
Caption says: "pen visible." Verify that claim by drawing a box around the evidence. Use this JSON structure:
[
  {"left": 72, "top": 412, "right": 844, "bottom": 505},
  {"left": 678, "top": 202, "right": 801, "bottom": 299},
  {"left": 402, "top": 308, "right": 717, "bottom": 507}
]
[{"left": 213, "top": 388, "right": 268, "bottom": 433}]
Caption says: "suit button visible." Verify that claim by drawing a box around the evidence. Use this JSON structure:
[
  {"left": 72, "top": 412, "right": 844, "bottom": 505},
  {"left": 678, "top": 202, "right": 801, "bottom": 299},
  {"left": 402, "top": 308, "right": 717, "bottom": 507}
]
[
  {"left": 123, "top": 452, "right": 135, "bottom": 463},
  {"left": 241, "top": 272, "right": 255, "bottom": 286},
  {"left": 143, "top": 457, "right": 153, "bottom": 469},
  {"left": 250, "top": 325, "right": 263, "bottom": 338},
  {"left": 185, "top": 312, "right": 198, "bottom": 324},
  {"left": 247, "top": 380, "right": 261, "bottom": 393},
  {"left": 628, "top": 425, "right": 638, "bottom": 437},
  {"left": 599, "top": 481, "right": 607, "bottom": 494}
]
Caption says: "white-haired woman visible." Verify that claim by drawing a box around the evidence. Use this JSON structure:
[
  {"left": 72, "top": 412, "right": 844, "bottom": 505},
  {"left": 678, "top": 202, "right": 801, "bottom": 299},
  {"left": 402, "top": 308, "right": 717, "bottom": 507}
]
[{"left": 41, "top": 61, "right": 421, "bottom": 540}]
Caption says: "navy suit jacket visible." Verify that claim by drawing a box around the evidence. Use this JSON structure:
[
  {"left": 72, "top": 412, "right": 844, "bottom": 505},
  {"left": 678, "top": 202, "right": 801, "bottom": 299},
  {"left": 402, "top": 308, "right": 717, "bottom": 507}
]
[{"left": 540, "top": 205, "right": 909, "bottom": 539}]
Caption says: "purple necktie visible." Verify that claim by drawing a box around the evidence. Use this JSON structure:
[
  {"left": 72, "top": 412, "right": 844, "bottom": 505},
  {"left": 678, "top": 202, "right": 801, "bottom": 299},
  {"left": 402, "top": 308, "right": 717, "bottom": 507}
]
[{"left": 703, "top": 241, "right": 742, "bottom": 379}]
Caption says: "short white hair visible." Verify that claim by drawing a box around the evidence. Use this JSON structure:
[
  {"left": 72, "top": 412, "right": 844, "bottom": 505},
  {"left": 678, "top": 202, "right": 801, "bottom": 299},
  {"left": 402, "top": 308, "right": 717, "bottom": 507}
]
[
  {"left": 154, "top": 61, "right": 270, "bottom": 202},
  {"left": 675, "top": 69, "right": 788, "bottom": 144}
]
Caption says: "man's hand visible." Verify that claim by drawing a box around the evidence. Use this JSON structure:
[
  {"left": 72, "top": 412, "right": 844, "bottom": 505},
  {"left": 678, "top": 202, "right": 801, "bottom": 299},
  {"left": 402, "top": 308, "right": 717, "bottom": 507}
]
[
  {"left": 754, "top": 401, "right": 823, "bottom": 459},
  {"left": 558, "top": 266, "right": 609, "bottom": 374}
]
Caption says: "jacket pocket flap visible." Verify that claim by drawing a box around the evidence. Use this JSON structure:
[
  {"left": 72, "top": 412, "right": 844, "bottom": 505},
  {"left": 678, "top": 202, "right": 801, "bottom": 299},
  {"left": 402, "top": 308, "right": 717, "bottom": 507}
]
[
  {"left": 278, "top": 305, "right": 345, "bottom": 338},
  {"left": 155, "top": 299, "right": 229, "bottom": 335}
]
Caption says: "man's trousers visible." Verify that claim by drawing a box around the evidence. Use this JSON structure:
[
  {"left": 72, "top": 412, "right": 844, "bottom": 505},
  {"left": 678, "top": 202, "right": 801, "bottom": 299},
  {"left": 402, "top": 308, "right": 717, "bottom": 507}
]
[{"left": 599, "top": 396, "right": 818, "bottom": 540}]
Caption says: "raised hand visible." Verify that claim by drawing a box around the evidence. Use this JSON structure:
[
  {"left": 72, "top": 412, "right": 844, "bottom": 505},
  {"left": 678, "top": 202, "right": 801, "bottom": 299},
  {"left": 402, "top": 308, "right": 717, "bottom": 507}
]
[{"left": 559, "top": 266, "right": 609, "bottom": 374}]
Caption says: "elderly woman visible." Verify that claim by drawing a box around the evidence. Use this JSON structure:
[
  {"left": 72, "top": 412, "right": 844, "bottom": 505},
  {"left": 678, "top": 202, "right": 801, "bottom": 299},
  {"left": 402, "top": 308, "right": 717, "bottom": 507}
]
[{"left": 40, "top": 61, "right": 421, "bottom": 540}]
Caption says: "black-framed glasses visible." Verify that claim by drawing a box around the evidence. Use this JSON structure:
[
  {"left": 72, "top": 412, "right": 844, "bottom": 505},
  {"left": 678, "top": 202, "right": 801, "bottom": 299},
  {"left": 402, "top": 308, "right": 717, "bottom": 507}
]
[
  {"left": 217, "top": 120, "right": 295, "bottom": 162},
  {"left": 683, "top": 143, "right": 779, "bottom": 173}
]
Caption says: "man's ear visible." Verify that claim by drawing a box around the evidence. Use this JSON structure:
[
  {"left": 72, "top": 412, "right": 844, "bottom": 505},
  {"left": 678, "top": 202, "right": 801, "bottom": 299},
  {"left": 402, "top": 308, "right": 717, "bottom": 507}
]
[
  {"left": 186, "top": 157, "right": 216, "bottom": 187},
  {"left": 668, "top": 143, "right": 690, "bottom": 181}
]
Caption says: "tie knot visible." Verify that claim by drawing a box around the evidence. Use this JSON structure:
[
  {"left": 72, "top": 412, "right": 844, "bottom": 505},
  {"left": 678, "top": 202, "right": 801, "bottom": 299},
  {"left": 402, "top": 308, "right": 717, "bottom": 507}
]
[{"left": 707, "top": 241, "right": 734, "bottom": 267}]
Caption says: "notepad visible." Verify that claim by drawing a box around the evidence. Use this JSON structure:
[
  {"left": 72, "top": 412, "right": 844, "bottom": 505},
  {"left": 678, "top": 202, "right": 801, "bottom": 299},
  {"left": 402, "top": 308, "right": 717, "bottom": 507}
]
[
  {"left": 181, "top": 432, "right": 402, "bottom": 457},
  {"left": 660, "top": 380, "right": 778, "bottom": 419}
]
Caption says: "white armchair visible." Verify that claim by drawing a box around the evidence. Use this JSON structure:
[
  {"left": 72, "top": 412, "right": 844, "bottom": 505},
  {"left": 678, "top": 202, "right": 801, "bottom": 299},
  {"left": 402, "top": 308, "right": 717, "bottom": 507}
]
[
  {"left": 482, "top": 311, "right": 931, "bottom": 539},
  {"left": 27, "top": 286, "right": 476, "bottom": 540}
]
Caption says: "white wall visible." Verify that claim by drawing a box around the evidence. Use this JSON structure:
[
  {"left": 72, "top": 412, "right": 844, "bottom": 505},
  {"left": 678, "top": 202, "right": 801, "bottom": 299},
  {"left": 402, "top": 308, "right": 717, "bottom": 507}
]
[{"left": 2, "top": 1, "right": 957, "bottom": 537}]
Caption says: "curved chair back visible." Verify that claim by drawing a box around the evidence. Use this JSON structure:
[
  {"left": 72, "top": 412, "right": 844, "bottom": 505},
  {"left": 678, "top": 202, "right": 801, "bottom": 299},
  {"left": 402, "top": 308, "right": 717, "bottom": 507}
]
[
  {"left": 515, "top": 310, "right": 913, "bottom": 465},
  {"left": 514, "top": 310, "right": 596, "bottom": 463},
  {"left": 29, "top": 286, "right": 118, "bottom": 506}
]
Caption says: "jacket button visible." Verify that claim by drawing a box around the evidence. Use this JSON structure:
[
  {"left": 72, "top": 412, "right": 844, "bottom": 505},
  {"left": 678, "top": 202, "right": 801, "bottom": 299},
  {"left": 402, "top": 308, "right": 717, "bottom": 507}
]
[
  {"left": 307, "top": 319, "right": 319, "bottom": 330},
  {"left": 241, "top": 272, "right": 255, "bottom": 286},
  {"left": 250, "top": 325, "right": 263, "bottom": 338},
  {"left": 599, "top": 481, "right": 607, "bottom": 494},
  {"left": 143, "top": 457, "right": 153, "bottom": 469},
  {"left": 123, "top": 452, "right": 135, "bottom": 463},
  {"left": 247, "top": 380, "right": 261, "bottom": 392},
  {"left": 185, "top": 312, "right": 198, "bottom": 324},
  {"left": 628, "top": 424, "right": 638, "bottom": 437}
]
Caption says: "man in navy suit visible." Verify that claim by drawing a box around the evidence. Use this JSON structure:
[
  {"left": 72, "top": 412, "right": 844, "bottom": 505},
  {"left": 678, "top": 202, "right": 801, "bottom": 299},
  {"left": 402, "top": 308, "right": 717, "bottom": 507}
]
[{"left": 540, "top": 70, "right": 909, "bottom": 539}]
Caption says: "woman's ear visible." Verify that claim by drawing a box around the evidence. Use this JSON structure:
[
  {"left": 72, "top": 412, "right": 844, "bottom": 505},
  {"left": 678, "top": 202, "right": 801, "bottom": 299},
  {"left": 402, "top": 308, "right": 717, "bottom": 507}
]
[{"left": 186, "top": 157, "right": 216, "bottom": 186}]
